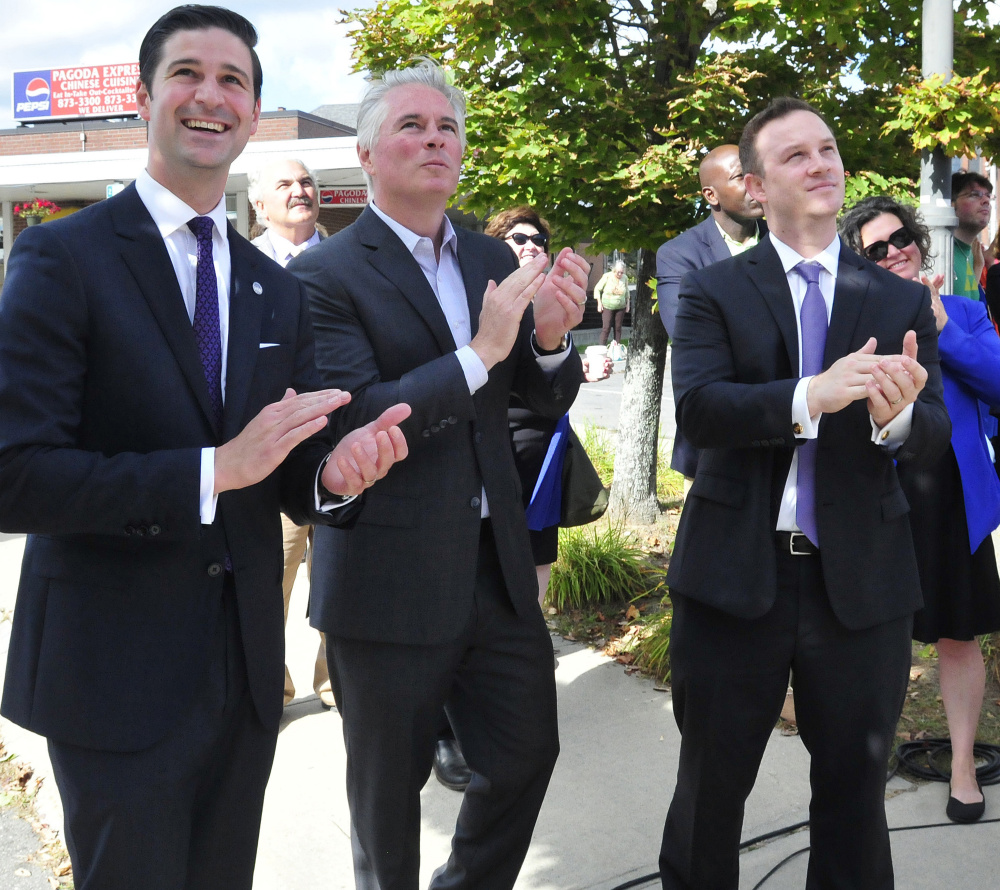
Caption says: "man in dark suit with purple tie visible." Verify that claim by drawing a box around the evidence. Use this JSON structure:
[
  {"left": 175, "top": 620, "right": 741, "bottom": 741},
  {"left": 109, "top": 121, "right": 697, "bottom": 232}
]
[
  {"left": 0, "top": 7, "right": 408, "bottom": 890},
  {"left": 659, "top": 99, "right": 951, "bottom": 889}
]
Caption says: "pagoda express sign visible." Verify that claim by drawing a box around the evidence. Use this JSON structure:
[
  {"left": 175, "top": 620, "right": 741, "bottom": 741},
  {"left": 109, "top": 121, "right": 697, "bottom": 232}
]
[{"left": 13, "top": 63, "right": 140, "bottom": 122}]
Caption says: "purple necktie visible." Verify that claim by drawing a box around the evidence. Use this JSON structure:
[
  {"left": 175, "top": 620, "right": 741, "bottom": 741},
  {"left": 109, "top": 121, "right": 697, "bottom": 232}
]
[
  {"left": 793, "top": 262, "right": 828, "bottom": 547},
  {"left": 187, "top": 216, "right": 223, "bottom": 429}
]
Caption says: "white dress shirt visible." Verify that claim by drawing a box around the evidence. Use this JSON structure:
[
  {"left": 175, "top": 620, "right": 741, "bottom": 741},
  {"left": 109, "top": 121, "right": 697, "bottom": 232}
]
[
  {"left": 771, "top": 234, "right": 913, "bottom": 533},
  {"left": 264, "top": 227, "right": 321, "bottom": 268}
]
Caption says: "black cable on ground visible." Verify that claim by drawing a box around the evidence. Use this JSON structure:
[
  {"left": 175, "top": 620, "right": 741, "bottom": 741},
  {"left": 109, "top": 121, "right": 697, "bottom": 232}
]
[
  {"left": 894, "top": 737, "right": 1000, "bottom": 785},
  {"left": 604, "top": 740, "right": 1000, "bottom": 890}
]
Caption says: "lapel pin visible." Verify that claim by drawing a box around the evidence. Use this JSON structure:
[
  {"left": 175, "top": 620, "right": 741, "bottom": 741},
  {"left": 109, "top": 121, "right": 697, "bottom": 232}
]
[{"left": 253, "top": 281, "right": 263, "bottom": 295}]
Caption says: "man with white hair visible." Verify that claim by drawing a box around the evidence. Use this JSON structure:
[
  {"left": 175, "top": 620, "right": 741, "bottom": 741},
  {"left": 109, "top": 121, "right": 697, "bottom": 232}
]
[
  {"left": 291, "top": 59, "right": 589, "bottom": 890},
  {"left": 249, "top": 157, "right": 332, "bottom": 709},
  {"left": 249, "top": 158, "right": 322, "bottom": 265}
]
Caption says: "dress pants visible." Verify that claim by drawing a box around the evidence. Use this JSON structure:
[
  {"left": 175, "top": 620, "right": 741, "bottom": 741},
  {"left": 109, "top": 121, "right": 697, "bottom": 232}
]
[
  {"left": 48, "top": 577, "right": 278, "bottom": 890},
  {"left": 660, "top": 548, "right": 912, "bottom": 890},
  {"left": 328, "top": 522, "right": 560, "bottom": 890},
  {"left": 280, "top": 513, "right": 331, "bottom": 703}
]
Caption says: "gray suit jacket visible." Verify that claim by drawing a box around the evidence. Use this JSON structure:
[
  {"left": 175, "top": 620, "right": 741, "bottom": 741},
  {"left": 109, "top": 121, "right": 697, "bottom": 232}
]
[
  {"left": 290, "top": 207, "right": 583, "bottom": 644},
  {"left": 657, "top": 217, "right": 768, "bottom": 477}
]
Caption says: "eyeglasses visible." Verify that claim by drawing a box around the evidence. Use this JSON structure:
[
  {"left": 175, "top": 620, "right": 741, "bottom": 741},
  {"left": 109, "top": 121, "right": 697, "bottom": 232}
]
[
  {"left": 957, "top": 189, "right": 992, "bottom": 202},
  {"left": 507, "top": 232, "right": 548, "bottom": 248},
  {"left": 861, "top": 226, "right": 915, "bottom": 262}
]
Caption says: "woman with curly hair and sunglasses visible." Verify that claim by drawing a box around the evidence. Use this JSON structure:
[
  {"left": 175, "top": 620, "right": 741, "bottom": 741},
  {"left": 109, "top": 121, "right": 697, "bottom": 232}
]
[
  {"left": 841, "top": 195, "right": 1000, "bottom": 823},
  {"left": 484, "top": 206, "right": 611, "bottom": 606}
]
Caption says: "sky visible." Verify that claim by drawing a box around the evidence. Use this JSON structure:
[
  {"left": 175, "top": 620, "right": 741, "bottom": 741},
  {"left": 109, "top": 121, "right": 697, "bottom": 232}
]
[{"left": 0, "top": 1, "right": 371, "bottom": 129}]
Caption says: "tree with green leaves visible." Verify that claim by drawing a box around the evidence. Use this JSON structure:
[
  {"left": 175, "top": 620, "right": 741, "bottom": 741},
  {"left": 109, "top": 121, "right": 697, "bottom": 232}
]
[{"left": 346, "top": 0, "right": 1000, "bottom": 522}]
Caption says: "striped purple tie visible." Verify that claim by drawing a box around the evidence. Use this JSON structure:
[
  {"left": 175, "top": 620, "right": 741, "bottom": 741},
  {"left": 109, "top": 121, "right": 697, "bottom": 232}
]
[
  {"left": 793, "top": 262, "right": 828, "bottom": 547},
  {"left": 187, "top": 216, "right": 223, "bottom": 429}
]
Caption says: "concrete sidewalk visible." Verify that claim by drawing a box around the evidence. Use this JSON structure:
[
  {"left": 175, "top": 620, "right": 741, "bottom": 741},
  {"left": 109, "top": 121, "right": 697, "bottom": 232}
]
[{"left": 1, "top": 531, "right": 997, "bottom": 889}]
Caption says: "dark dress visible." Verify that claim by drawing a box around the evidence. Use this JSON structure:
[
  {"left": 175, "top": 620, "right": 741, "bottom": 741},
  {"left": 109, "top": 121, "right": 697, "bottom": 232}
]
[
  {"left": 901, "top": 295, "right": 1000, "bottom": 643},
  {"left": 508, "top": 397, "right": 559, "bottom": 565},
  {"left": 905, "top": 447, "right": 1000, "bottom": 643}
]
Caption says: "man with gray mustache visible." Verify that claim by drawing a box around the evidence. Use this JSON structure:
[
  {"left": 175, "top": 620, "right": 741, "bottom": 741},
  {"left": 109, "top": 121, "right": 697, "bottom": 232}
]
[{"left": 249, "top": 158, "right": 334, "bottom": 709}]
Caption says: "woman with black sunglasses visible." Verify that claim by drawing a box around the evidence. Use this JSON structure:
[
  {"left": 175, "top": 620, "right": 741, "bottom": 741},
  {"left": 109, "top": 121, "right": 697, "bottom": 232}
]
[
  {"left": 841, "top": 195, "right": 1000, "bottom": 823},
  {"left": 484, "top": 207, "right": 611, "bottom": 607}
]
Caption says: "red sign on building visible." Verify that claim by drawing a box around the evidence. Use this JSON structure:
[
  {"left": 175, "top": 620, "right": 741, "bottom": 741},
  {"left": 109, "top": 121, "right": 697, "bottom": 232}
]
[
  {"left": 13, "top": 63, "right": 140, "bottom": 122},
  {"left": 320, "top": 188, "right": 368, "bottom": 207}
]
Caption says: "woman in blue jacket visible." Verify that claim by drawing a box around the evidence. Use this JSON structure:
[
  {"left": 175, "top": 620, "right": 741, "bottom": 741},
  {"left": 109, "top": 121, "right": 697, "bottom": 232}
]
[{"left": 842, "top": 196, "right": 1000, "bottom": 824}]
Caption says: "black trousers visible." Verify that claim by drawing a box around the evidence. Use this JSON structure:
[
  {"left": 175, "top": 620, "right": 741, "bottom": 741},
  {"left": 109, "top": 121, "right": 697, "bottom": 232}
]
[
  {"left": 329, "top": 523, "right": 559, "bottom": 890},
  {"left": 48, "top": 578, "right": 278, "bottom": 890},
  {"left": 660, "top": 549, "right": 912, "bottom": 890}
]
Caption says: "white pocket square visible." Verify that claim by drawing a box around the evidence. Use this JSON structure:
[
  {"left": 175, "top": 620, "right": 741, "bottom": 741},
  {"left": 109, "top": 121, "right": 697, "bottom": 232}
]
[{"left": 259, "top": 343, "right": 280, "bottom": 349}]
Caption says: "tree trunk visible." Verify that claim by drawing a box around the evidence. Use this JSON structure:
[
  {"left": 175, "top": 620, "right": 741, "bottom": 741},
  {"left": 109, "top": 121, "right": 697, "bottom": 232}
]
[{"left": 608, "top": 248, "right": 667, "bottom": 524}]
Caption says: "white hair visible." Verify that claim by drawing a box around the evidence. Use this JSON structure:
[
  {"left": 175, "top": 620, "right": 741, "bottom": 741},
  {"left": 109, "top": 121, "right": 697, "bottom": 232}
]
[
  {"left": 356, "top": 58, "right": 467, "bottom": 193},
  {"left": 247, "top": 158, "right": 318, "bottom": 219}
]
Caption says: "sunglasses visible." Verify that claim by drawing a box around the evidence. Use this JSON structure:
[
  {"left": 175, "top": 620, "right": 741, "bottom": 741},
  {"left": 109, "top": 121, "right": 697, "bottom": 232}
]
[
  {"left": 507, "top": 232, "right": 549, "bottom": 248},
  {"left": 861, "top": 226, "right": 915, "bottom": 263}
]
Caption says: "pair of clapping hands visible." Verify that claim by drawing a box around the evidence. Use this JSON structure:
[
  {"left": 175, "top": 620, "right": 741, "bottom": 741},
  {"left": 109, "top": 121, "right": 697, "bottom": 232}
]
[
  {"left": 213, "top": 247, "right": 592, "bottom": 498},
  {"left": 807, "top": 331, "right": 926, "bottom": 428}
]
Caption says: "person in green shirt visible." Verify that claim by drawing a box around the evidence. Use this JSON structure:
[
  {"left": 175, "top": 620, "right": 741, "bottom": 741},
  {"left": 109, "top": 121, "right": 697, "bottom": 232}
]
[{"left": 952, "top": 170, "right": 991, "bottom": 301}]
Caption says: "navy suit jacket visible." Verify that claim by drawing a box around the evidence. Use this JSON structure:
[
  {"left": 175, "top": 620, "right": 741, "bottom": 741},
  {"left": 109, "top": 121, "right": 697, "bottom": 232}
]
[
  {"left": 667, "top": 235, "right": 951, "bottom": 630},
  {"left": 290, "top": 207, "right": 583, "bottom": 644},
  {"left": 0, "top": 184, "right": 354, "bottom": 752},
  {"left": 656, "top": 216, "right": 768, "bottom": 477}
]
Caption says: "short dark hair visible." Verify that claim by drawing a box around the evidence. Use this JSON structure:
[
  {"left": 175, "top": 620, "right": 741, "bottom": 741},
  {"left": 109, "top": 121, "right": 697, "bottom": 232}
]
[
  {"left": 838, "top": 195, "right": 934, "bottom": 272},
  {"left": 739, "top": 97, "right": 830, "bottom": 179},
  {"left": 139, "top": 5, "right": 263, "bottom": 102},
  {"left": 483, "top": 205, "right": 551, "bottom": 241},
  {"left": 951, "top": 170, "right": 992, "bottom": 199}
]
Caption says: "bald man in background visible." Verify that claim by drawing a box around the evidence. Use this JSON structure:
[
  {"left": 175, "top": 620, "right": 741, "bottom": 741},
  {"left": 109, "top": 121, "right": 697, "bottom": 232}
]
[{"left": 656, "top": 145, "right": 767, "bottom": 483}]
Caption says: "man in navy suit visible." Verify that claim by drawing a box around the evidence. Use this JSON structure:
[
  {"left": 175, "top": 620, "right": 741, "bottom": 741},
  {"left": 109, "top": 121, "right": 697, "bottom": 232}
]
[
  {"left": 291, "top": 61, "right": 588, "bottom": 890},
  {"left": 659, "top": 99, "right": 950, "bottom": 889},
  {"left": 656, "top": 144, "right": 766, "bottom": 480},
  {"left": 0, "top": 7, "right": 407, "bottom": 890}
]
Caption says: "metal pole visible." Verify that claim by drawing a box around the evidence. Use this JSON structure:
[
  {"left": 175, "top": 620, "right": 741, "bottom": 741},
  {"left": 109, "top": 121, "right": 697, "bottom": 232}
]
[{"left": 919, "top": 0, "right": 957, "bottom": 290}]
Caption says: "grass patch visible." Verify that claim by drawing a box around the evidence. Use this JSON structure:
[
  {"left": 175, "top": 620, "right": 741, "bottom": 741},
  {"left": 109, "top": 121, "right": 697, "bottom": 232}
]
[
  {"left": 575, "top": 422, "right": 614, "bottom": 488},
  {"left": 548, "top": 520, "right": 663, "bottom": 611}
]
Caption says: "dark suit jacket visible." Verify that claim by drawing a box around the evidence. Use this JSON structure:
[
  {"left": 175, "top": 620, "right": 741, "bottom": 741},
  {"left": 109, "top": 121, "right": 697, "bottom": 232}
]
[
  {"left": 0, "top": 184, "right": 354, "bottom": 752},
  {"left": 290, "top": 207, "right": 582, "bottom": 644},
  {"left": 667, "top": 235, "right": 951, "bottom": 630},
  {"left": 656, "top": 216, "right": 768, "bottom": 477}
]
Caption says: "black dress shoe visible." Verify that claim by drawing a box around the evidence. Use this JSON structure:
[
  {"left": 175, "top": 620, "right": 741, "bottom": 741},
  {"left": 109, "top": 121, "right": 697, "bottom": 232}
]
[
  {"left": 946, "top": 781, "right": 985, "bottom": 824},
  {"left": 432, "top": 738, "right": 472, "bottom": 791}
]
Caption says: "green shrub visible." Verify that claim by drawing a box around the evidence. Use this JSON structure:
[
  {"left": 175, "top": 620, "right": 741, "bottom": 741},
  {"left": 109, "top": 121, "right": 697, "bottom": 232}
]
[
  {"left": 548, "top": 520, "right": 658, "bottom": 611},
  {"left": 617, "top": 596, "right": 673, "bottom": 683}
]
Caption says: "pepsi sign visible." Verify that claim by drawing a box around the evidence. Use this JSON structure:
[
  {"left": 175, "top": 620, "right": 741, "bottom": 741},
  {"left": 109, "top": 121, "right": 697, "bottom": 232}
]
[
  {"left": 13, "top": 63, "right": 140, "bottom": 122},
  {"left": 14, "top": 71, "right": 52, "bottom": 118}
]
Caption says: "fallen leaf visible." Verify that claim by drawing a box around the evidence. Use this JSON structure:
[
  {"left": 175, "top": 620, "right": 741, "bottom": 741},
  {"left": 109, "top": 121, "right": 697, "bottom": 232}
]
[
  {"left": 616, "top": 652, "right": 635, "bottom": 665},
  {"left": 909, "top": 667, "right": 924, "bottom": 681},
  {"left": 625, "top": 605, "right": 640, "bottom": 621}
]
